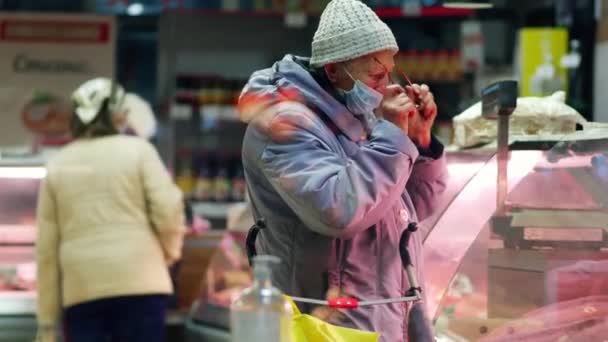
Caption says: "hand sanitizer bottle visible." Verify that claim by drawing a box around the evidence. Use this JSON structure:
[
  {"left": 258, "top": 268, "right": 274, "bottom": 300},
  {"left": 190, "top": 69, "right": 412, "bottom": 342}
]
[{"left": 230, "top": 255, "right": 292, "bottom": 342}]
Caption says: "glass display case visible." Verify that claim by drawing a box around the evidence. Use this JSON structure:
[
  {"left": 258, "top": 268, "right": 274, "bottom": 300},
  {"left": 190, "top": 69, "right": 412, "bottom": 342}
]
[
  {"left": 185, "top": 129, "right": 608, "bottom": 342},
  {"left": 0, "top": 159, "right": 46, "bottom": 342},
  {"left": 430, "top": 132, "right": 608, "bottom": 341}
]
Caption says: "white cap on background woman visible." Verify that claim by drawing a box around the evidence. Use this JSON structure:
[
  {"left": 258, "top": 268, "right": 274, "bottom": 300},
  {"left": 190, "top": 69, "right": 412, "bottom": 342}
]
[{"left": 71, "top": 77, "right": 157, "bottom": 139}]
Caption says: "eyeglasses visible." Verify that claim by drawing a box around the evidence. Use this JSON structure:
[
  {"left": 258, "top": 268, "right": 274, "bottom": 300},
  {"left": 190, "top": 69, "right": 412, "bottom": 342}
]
[{"left": 373, "top": 57, "right": 423, "bottom": 111}]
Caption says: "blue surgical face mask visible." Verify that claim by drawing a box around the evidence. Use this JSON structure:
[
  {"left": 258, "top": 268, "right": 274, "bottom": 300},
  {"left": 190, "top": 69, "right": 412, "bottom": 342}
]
[{"left": 339, "top": 68, "right": 383, "bottom": 116}]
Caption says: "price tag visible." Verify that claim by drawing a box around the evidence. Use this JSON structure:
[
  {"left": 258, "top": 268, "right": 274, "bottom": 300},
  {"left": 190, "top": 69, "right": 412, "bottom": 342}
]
[
  {"left": 284, "top": 12, "right": 307, "bottom": 28},
  {"left": 402, "top": 0, "right": 422, "bottom": 17},
  {"left": 170, "top": 103, "right": 192, "bottom": 120}
]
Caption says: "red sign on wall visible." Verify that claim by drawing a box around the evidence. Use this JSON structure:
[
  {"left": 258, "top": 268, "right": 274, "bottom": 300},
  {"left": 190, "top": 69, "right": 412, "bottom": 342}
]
[{"left": 0, "top": 20, "right": 110, "bottom": 44}]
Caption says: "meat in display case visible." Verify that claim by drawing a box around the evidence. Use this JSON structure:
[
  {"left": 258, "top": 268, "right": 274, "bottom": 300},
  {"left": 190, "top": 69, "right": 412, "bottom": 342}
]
[
  {"left": 0, "top": 161, "right": 45, "bottom": 342},
  {"left": 185, "top": 129, "right": 608, "bottom": 342}
]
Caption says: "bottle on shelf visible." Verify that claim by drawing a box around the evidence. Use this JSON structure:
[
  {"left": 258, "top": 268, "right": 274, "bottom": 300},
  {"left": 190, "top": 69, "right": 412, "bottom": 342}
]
[
  {"left": 230, "top": 155, "right": 247, "bottom": 202},
  {"left": 223, "top": 78, "right": 234, "bottom": 105},
  {"left": 198, "top": 77, "right": 212, "bottom": 106},
  {"left": 400, "top": 50, "right": 417, "bottom": 81},
  {"left": 213, "top": 153, "right": 232, "bottom": 202},
  {"left": 176, "top": 75, "right": 201, "bottom": 100},
  {"left": 231, "top": 255, "right": 292, "bottom": 342},
  {"left": 433, "top": 49, "right": 450, "bottom": 81},
  {"left": 409, "top": 50, "right": 422, "bottom": 80},
  {"left": 232, "top": 79, "right": 243, "bottom": 106},
  {"left": 193, "top": 151, "right": 215, "bottom": 202},
  {"left": 175, "top": 151, "right": 195, "bottom": 199},
  {"left": 448, "top": 49, "right": 463, "bottom": 81},
  {"left": 210, "top": 76, "right": 223, "bottom": 106},
  {"left": 418, "top": 49, "right": 434, "bottom": 81},
  {"left": 394, "top": 51, "right": 404, "bottom": 77}
]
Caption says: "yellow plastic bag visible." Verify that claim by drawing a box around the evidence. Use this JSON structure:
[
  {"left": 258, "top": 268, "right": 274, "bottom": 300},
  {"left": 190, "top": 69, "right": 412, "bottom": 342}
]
[{"left": 286, "top": 296, "right": 380, "bottom": 342}]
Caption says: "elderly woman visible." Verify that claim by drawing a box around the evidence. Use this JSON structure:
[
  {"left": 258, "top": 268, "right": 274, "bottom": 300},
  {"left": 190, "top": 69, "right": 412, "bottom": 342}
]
[{"left": 36, "top": 78, "right": 184, "bottom": 342}]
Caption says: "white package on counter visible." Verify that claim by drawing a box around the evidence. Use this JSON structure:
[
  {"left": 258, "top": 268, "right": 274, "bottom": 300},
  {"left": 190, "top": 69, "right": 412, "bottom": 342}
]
[{"left": 453, "top": 91, "right": 587, "bottom": 148}]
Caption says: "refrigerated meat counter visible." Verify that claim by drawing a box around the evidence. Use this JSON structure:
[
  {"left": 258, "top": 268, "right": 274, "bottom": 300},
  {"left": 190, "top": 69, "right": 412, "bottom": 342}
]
[
  {"left": 0, "top": 159, "right": 46, "bottom": 342},
  {"left": 185, "top": 129, "right": 608, "bottom": 342},
  {"left": 0, "top": 155, "right": 221, "bottom": 342},
  {"left": 426, "top": 131, "right": 608, "bottom": 341}
]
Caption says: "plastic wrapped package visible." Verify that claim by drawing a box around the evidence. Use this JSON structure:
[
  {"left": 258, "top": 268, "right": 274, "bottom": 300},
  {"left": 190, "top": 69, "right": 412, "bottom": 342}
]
[{"left": 453, "top": 91, "right": 587, "bottom": 148}]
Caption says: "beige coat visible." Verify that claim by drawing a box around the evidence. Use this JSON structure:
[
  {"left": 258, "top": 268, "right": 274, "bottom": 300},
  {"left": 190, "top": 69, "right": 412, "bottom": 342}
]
[{"left": 36, "top": 135, "right": 184, "bottom": 328}]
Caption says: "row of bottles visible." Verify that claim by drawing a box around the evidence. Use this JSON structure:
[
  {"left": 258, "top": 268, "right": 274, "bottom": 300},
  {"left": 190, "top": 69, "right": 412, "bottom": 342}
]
[
  {"left": 175, "top": 150, "right": 247, "bottom": 203},
  {"left": 395, "top": 49, "right": 464, "bottom": 82},
  {"left": 175, "top": 74, "right": 247, "bottom": 106}
]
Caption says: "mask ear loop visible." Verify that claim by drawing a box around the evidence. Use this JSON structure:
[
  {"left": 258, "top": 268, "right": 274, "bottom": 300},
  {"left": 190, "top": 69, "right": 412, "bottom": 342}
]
[{"left": 341, "top": 64, "right": 357, "bottom": 84}]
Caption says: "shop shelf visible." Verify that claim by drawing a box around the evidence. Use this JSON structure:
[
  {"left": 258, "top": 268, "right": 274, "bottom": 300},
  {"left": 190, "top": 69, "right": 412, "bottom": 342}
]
[
  {"left": 191, "top": 201, "right": 246, "bottom": 219},
  {"left": 165, "top": 6, "right": 474, "bottom": 19}
]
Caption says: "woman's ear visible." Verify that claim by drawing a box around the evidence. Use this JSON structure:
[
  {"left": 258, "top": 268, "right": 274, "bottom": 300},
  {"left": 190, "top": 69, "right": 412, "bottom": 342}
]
[{"left": 324, "top": 63, "right": 339, "bottom": 83}]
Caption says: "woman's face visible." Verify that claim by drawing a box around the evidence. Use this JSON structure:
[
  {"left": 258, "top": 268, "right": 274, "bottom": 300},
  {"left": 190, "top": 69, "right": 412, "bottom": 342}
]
[{"left": 328, "top": 50, "right": 396, "bottom": 95}]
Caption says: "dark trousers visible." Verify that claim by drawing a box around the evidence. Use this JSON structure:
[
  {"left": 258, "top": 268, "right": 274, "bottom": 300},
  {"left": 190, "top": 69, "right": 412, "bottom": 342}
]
[{"left": 63, "top": 294, "right": 168, "bottom": 342}]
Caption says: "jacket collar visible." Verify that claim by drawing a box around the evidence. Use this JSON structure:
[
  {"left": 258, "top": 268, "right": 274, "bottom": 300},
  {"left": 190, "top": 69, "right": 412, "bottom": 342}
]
[{"left": 281, "top": 55, "right": 367, "bottom": 142}]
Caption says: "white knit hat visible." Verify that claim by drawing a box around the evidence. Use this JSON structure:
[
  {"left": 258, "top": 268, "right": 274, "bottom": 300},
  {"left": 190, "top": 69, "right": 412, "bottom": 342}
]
[{"left": 310, "top": 0, "right": 398, "bottom": 67}]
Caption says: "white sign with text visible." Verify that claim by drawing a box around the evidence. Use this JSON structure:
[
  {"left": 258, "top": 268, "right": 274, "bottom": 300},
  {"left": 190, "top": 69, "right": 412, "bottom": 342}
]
[{"left": 0, "top": 13, "right": 115, "bottom": 147}]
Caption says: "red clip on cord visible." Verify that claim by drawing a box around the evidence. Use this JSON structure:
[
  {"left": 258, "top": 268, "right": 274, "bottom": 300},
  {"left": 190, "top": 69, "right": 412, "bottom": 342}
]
[{"left": 328, "top": 298, "right": 359, "bottom": 309}]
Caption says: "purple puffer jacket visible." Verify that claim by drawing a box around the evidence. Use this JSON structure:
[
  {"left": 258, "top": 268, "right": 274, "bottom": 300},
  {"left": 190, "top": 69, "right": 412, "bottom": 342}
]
[{"left": 239, "top": 54, "right": 448, "bottom": 342}]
